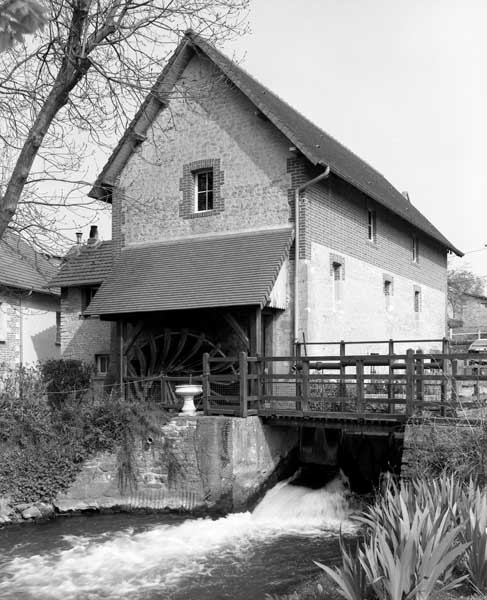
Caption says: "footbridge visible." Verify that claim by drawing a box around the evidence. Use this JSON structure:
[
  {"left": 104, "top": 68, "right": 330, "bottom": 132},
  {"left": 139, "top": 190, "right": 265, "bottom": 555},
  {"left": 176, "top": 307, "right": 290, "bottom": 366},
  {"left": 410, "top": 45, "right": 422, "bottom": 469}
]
[{"left": 125, "top": 338, "right": 487, "bottom": 435}]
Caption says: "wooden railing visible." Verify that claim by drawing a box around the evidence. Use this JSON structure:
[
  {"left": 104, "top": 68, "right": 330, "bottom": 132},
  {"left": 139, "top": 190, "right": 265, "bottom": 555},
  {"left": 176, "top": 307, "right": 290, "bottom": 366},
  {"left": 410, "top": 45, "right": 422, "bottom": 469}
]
[{"left": 202, "top": 349, "right": 487, "bottom": 421}]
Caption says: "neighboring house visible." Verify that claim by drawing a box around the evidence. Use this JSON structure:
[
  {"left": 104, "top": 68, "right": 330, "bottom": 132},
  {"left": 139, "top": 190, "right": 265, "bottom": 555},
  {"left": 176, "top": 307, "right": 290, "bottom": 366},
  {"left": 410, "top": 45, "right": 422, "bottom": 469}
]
[
  {"left": 448, "top": 292, "right": 487, "bottom": 340},
  {"left": 51, "top": 32, "right": 461, "bottom": 385},
  {"left": 0, "top": 233, "right": 60, "bottom": 370},
  {"left": 48, "top": 227, "right": 113, "bottom": 378}
]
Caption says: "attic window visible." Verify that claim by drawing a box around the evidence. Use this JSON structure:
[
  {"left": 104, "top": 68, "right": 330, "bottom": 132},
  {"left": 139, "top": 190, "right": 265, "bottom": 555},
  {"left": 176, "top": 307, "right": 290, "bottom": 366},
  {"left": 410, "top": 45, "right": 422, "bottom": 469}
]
[
  {"left": 195, "top": 170, "right": 214, "bottom": 212},
  {"left": 179, "top": 159, "right": 224, "bottom": 219}
]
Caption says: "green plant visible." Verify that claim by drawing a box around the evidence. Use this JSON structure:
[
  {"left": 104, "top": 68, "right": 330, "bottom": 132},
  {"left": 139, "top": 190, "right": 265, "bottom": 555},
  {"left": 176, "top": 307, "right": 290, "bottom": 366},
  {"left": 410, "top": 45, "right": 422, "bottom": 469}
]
[
  {"left": 39, "top": 359, "right": 93, "bottom": 409},
  {"left": 460, "top": 486, "right": 487, "bottom": 593},
  {"left": 317, "top": 476, "right": 470, "bottom": 600},
  {"left": 315, "top": 538, "right": 368, "bottom": 600},
  {"left": 0, "top": 365, "right": 169, "bottom": 503}
]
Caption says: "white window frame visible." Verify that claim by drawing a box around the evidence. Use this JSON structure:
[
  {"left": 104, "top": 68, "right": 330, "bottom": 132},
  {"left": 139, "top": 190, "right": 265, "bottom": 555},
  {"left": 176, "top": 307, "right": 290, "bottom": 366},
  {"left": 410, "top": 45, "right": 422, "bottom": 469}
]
[
  {"left": 96, "top": 354, "right": 110, "bottom": 376},
  {"left": 194, "top": 169, "right": 214, "bottom": 213}
]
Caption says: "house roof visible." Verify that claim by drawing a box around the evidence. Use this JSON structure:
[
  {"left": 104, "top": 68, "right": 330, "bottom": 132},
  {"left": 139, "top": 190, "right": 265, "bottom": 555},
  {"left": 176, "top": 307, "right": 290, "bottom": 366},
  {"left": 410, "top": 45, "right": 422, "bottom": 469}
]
[
  {"left": 89, "top": 31, "right": 462, "bottom": 257},
  {"left": 85, "top": 227, "right": 292, "bottom": 315},
  {"left": 48, "top": 241, "right": 114, "bottom": 288},
  {"left": 0, "top": 232, "right": 60, "bottom": 295}
]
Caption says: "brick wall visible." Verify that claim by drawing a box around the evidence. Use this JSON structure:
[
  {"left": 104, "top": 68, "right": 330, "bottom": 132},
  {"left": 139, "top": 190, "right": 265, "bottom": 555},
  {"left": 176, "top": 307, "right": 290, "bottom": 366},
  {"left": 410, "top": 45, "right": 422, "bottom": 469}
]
[
  {"left": 60, "top": 287, "right": 111, "bottom": 365},
  {"left": 116, "top": 54, "right": 293, "bottom": 245},
  {"left": 304, "top": 174, "right": 447, "bottom": 291}
]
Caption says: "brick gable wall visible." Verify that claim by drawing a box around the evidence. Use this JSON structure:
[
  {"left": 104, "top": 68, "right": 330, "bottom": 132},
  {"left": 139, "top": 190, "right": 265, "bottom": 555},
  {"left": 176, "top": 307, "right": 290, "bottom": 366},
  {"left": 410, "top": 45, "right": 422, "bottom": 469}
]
[{"left": 116, "top": 55, "right": 293, "bottom": 245}]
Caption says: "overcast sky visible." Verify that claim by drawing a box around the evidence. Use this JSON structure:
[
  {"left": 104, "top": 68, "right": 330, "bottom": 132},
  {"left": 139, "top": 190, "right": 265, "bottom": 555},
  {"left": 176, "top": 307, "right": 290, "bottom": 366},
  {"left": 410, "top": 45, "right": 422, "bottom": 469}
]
[{"left": 221, "top": 0, "right": 486, "bottom": 277}]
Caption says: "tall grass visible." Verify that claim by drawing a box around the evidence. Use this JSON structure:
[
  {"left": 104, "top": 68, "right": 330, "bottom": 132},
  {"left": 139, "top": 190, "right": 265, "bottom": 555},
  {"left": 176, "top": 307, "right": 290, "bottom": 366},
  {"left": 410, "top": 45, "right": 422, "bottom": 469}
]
[{"left": 317, "top": 475, "right": 487, "bottom": 600}]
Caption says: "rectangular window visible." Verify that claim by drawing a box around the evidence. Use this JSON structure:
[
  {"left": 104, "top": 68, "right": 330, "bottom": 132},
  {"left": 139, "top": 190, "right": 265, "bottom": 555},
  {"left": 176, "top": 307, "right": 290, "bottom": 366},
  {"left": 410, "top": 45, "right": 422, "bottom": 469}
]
[
  {"left": 195, "top": 170, "right": 214, "bottom": 212},
  {"left": 412, "top": 235, "right": 419, "bottom": 263},
  {"left": 384, "top": 280, "right": 392, "bottom": 310},
  {"left": 96, "top": 354, "right": 110, "bottom": 376},
  {"left": 332, "top": 262, "right": 343, "bottom": 305},
  {"left": 367, "top": 209, "right": 377, "bottom": 242},
  {"left": 414, "top": 290, "right": 421, "bottom": 313},
  {"left": 0, "top": 302, "right": 6, "bottom": 342}
]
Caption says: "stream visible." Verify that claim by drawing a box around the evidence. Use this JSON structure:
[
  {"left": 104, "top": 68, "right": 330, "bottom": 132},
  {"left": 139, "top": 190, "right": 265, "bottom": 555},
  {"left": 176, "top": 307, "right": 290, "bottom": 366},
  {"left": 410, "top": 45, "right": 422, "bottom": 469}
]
[{"left": 0, "top": 475, "right": 356, "bottom": 599}]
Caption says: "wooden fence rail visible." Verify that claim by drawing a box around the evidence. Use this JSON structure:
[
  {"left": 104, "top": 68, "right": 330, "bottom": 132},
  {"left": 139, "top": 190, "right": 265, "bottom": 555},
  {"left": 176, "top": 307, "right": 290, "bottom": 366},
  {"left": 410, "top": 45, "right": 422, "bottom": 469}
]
[{"left": 202, "top": 349, "right": 487, "bottom": 422}]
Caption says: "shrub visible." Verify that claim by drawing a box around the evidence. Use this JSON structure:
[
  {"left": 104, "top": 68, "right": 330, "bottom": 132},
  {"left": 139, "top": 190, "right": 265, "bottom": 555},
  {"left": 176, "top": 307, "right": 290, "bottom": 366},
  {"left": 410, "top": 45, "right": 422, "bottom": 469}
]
[
  {"left": 0, "top": 365, "right": 169, "bottom": 503},
  {"left": 39, "top": 359, "right": 93, "bottom": 408}
]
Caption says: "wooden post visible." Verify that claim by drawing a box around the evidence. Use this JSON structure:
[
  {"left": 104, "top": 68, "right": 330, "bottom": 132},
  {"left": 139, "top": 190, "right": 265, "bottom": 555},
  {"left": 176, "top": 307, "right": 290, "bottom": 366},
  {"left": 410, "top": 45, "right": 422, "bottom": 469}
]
[
  {"left": 415, "top": 350, "right": 424, "bottom": 413},
  {"left": 356, "top": 360, "right": 365, "bottom": 415},
  {"left": 440, "top": 338, "right": 449, "bottom": 417},
  {"left": 117, "top": 320, "right": 125, "bottom": 400},
  {"left": 239, "top": 351, "right": 248, "bottom": 418},
  {"left": 406, "top": 349, "right": 415, "bottom": 417},
  {"left": 452, "top": 358, "right": 458, "bottom": 408},
  {"left": 202, "top": 352, "right": 210, "bottom": 415},
  {"left": 339, "top": 340, "right": 346, "bottom": 410},
  {"left": 302, "top": 358, "right": 309, "bottom": 414},
  {"left": 388, "top": 338, "right": 394, "bottom": 413},
  {"left": 249, "top": 306, "right": 262, "bottom": 355}
]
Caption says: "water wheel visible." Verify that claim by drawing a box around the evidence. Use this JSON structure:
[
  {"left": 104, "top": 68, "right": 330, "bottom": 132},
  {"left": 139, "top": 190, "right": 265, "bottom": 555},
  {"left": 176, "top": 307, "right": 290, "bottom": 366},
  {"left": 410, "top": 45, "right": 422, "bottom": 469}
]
[{"left": 125, "top": 327, "right": 233, "bottom": 403}]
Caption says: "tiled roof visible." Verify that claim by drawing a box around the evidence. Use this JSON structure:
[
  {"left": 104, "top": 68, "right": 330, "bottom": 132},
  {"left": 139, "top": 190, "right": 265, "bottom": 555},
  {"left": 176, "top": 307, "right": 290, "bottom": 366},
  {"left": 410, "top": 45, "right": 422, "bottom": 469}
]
[
  {"left": 48, "top": 241, "right": 114, "bottom": 287},
  {"left": 85, "top": 228, "right": 292, "bottom": 315},
  {"left": 0, "top": 232, "right": 59, "bottom": 295},
  {"left": 89, "top": 32, "right": 461, "bottom": 256}
]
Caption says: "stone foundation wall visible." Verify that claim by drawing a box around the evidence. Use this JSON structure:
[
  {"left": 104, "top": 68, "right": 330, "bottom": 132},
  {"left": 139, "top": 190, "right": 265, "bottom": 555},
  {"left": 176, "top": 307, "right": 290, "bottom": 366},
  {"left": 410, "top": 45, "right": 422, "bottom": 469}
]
[{"left": 52, "top": 415, "right": 298, "bottom": 516}]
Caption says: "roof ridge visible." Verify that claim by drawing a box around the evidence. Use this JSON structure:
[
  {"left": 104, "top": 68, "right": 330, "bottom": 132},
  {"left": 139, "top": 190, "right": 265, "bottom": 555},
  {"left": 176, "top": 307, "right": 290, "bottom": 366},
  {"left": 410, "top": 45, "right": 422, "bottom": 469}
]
[{"left": 188, "top": 31, "right": 390, "bottom": 184}]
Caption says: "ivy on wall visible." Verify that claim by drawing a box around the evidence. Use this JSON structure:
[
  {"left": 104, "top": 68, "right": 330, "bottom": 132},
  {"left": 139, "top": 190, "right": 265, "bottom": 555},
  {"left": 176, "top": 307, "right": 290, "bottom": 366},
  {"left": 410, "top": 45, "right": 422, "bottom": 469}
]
[{"left": 0, "top": 362, "right": 168, "bottom": 504}]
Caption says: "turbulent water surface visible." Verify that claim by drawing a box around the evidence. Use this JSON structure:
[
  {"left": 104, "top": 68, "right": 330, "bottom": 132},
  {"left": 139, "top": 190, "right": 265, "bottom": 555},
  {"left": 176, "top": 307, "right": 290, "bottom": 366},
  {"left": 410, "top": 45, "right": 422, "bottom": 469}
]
[{"left": 0, "top": 477, "right": 356, "bottom": 599}]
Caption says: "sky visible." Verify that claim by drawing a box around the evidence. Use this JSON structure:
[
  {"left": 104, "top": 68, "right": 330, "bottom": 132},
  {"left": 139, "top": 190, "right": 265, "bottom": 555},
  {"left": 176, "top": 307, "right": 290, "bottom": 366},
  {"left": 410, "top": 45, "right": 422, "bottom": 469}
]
[
  {"left": 218, "top": 0, "right": 487, "bottom": 277},
  {"left": 92, "top": 0, "right": 486, "bottom": 277}
]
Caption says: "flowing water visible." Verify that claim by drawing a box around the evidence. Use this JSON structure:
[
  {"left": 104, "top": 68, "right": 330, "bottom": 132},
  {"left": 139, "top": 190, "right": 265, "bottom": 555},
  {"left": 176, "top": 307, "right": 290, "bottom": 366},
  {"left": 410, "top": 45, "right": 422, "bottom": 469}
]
[{"left": 0, "top": 476, "right": 356, "bottom": 599}]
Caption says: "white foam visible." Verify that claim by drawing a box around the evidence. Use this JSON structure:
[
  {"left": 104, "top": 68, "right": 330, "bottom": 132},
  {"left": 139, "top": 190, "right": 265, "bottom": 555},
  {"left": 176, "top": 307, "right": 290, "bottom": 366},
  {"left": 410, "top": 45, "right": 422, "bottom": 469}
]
[{"left": 0, "top": 475, "right": 354, "bottom": 599}]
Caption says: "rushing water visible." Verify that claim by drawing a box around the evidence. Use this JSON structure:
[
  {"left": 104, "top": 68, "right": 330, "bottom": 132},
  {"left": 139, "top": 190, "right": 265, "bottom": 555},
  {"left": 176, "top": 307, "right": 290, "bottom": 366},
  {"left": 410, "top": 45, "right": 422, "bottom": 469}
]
[{"left": 0, "top": 475, "right": 356, "bottom": 599}]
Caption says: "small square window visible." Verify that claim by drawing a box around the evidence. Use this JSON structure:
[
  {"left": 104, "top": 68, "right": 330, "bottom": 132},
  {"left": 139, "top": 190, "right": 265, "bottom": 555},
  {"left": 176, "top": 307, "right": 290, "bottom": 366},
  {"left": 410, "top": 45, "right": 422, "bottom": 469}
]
[
  {"left": 195, "top": 170, "right": 214, "bottom": 212},
  {"left": 96, "top": 354, "right": 110, "bottom": 375},
  {"left": 367, "top": 209, "right": 377, "bottom": 242},
  {"left": 412, "top": 235, "right": 419, "bottom": 263}
]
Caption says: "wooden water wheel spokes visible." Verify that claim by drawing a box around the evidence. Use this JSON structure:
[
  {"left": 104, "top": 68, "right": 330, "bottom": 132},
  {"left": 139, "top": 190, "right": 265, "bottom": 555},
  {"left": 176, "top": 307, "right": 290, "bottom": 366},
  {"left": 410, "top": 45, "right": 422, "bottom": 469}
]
[{"left": 125, "top": 327, "right": 236, "bottom": 402}]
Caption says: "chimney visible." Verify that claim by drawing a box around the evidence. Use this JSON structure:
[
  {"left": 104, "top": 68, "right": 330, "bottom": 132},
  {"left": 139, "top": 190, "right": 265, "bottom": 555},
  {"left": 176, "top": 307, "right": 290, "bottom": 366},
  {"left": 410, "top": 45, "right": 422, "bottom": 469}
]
[
  {"left": 76, "top": 232, "right": 82, "bottom": 245},
  {"left": 87, "top": 225, "right": 99, "bottom": 246},
  {"left": 402, "top": 191, "right": 410, "bottom": 202}
]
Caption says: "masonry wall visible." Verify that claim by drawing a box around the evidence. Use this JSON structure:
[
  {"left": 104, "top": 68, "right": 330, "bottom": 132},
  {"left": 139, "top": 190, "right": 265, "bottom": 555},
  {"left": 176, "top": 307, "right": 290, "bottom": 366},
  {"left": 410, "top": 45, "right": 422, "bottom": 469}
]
[
  {"left": 116, "top": 54, "right": 293, "bottom": 248},
  {"left": 111, "top": 53, "right": 448, "bottom": 355},
  {"left": 0, "top": 292, "right": 59, "bottom": 370},
  {"left": 296, "top": 175, "right": 448, "bottom": 351},
  {"left": 60, "top": 287, "right": 112, "bottom": 365}
]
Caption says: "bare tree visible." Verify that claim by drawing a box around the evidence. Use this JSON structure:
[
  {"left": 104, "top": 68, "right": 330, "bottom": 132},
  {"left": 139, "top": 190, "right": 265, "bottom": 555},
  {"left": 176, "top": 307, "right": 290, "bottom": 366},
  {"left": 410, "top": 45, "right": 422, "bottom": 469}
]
[
  {"left": 0, "top": 0, "right": 47, "bottom": 51},
  {"left": 0, "top": 0, "right": 249, "bottom": 247}
]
